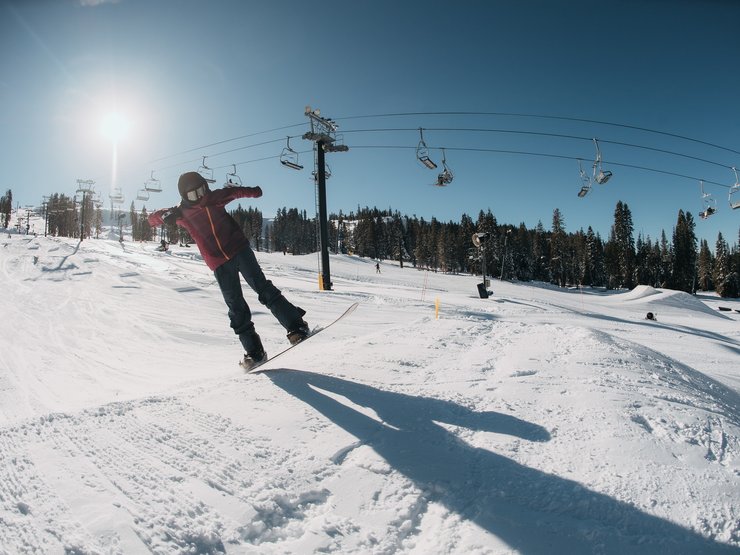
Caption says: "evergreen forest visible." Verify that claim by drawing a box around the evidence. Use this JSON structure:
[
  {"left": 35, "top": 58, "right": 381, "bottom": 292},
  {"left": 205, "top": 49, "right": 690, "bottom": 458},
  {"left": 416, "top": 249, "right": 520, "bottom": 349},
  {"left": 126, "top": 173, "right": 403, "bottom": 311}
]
[{"left": 9, "top": 189, "right": 740, "bottom": 298}]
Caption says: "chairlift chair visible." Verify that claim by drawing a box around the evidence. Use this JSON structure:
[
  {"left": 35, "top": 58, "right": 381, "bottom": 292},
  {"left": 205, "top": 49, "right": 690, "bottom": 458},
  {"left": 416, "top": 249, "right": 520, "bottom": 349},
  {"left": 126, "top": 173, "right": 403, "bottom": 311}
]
[
  {"left": 577, "top": 159, "right": 592, "bottom": 198},
  {"left": 136, "top": 189, "right": 150, "bottom": 201},
  {"left": 416, "top": 128, "right": 437, "bottom": 169},
  {"left": 592, "top": 138, "right": 613, "bottom": 185},
  {"left": 144, "top": 171, "right": 162, "bottom": 192},
  {"left": 434, "top": 148, "right": 453, "bottom": 186},
  {"left": 198, "top": 156, "right": 217, "bottom": 184},
  {"left": 109, "top": 188, "right": 124, "bottom": 205},
  {"left": 698, "top": 180, "right": 717, "bottom": 219},
  {"left": 225, "top": 164, "right": 243, "bottom": 187},
  {"left": 311, "top": 162, "right": 332, "bottom": 183},
  {"left": 280, "top": 136, "right": 304, "bottom": 170},
  {"left": 729, "top": 167, "right": 740, "bottom": 210}
]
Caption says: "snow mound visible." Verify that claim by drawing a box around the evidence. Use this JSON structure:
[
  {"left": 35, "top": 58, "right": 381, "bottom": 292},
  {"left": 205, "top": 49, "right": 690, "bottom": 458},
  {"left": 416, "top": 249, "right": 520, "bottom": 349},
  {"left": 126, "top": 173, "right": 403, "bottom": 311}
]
[
  {"left": 620, "top": 285, "right": 662, "bottom": 301},
  {"left": 612, "top": 286, "right": 725, "bottom": 318},
  {"left": 645, "top": 290, "right": 725, "bottom": 318}
]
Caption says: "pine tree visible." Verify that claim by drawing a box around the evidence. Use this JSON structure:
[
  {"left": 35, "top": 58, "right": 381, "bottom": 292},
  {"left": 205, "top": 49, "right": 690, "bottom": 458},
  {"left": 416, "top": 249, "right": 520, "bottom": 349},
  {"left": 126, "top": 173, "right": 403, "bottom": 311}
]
[
  {"left": 0, "top": 189, "right": 12, "bottom": 229},
  {"left": 139, "top": 207, "right": 153, "bottom": 242},
  {"left": 569, "top": 229, "right": 584, "bottom": 286},
  {"left": 696, "top": 239, "right": 714, "bottom": 291},
  {"left": 498, "top": 225, "right": 515, "bottom": 281},
  {"left": 592, "top": 230, "right": 607, "bottom": 286},
  {"left": 610, "top": 201, "right": 636, "bottom": 288},
  {"left": 714, "top": 232, "right": 738, "bottom": 297},
  {"left": 659, "top": 230, "right": 673, "bottom": 288},
  {"left": 513, "top": 223, "right": 532, "bottom": 281},
  {"left": 475, "top": 210, "right": 498, "bottom": 279},
  {"left": 532, "top": 221, "right": 550, "bottom": 282},
  {"left": 129, "top": 201, "right": 139, "bottom": 241},
  {"left": 550, "top": 208, "right": 567, "bottom": 286},
  {"left": 635, "top": 235, "right": 662, "bottom": 287},
  {"left": 672, "top": 210, "right": 697, "bottom": 293},
  {"left": 458, "top": 213, "right": 475, "bottom": 274},
  {"left": 94, "top": 205, "right": 103, "bottom": 239}
]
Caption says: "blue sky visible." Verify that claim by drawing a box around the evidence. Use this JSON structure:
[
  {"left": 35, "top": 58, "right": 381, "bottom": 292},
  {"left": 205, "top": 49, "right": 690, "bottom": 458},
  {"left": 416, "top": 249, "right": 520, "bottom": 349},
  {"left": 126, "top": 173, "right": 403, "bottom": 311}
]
[{"left": 2, "top": 0, "right": 739, "bottom": 246}]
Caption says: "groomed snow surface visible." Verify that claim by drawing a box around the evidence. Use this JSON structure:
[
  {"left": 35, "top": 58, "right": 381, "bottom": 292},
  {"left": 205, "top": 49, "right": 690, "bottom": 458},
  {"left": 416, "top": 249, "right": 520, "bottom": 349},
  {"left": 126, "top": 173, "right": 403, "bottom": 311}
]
[{"left": 1, "top": 230, "right": 739, "bottom": 554}]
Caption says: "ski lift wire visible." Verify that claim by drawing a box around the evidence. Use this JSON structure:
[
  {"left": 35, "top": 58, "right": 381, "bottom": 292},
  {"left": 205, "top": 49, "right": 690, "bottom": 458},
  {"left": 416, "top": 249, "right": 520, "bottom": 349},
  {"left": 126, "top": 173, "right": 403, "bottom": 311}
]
[
  {"left": 333, "top": 111, "right": 740, "bottom": 157},
  {"left": 150, "top": 137, "right": 291, "bottom": 173},
  {"left": 348, "top": 144, "right": 732, "bottom": 189},
  {"left": 147, "top": 122, "right": 306, "bottom": 164},
  {"left": 337, "top": 127, "right": 733, "bottom": 170}
]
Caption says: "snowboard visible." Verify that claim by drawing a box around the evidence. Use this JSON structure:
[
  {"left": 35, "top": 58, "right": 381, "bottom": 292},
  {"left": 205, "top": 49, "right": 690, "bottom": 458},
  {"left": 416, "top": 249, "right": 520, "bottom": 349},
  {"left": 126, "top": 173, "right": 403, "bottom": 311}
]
[{"left": 242, "top": 302, "right": 359, "bottom": 374}]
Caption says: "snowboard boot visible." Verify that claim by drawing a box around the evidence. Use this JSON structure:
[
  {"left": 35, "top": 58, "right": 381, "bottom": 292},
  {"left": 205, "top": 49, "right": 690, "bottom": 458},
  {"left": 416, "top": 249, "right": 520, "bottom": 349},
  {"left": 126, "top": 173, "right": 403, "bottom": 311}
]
[
  {"left": 286, "top": 320, "right": 310, "bottom": 346},
  {"left": 239, "top": 347, "right": 267, "bottom": 371}
]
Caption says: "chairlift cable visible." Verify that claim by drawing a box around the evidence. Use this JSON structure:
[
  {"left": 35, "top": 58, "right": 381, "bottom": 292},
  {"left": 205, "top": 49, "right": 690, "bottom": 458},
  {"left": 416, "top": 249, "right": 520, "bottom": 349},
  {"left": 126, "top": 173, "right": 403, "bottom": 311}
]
[
  {"left": 146, "top": 122, "right": 306, "bottom": 164},
  {"left": 338, "top": 127, "right": 733, "bottom": 170},
  {"left": 116, "top": 113, "right": 738, "bottom": 195},
  {"left": 334, "top": 111, "right": 740, "bottom": 157},
  {"left": 150, "top": 137, "right": 290, "bottom": 173},
  {"left": 349, "top": 144, "right": 731, "bottom": 189}
]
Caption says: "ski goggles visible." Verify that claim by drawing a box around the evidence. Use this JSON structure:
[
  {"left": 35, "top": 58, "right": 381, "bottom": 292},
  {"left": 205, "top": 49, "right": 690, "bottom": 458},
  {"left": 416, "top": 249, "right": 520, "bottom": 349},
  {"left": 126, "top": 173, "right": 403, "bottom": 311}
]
[{"left": 185, "top": 184, "right": 207, "bottom": 202}]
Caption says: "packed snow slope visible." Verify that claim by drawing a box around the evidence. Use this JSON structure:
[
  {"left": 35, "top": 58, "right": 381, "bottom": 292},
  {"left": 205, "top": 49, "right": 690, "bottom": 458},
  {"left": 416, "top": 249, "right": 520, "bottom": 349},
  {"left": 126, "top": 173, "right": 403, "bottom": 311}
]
[{"left": 1, "top": 231, "right": 739, "bottom": 554}]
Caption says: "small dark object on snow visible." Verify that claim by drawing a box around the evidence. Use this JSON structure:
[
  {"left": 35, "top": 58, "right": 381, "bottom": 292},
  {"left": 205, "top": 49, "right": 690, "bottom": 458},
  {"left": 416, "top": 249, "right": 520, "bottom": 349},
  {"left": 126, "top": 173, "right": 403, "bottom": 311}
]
[{"left": 646, "top": 312, "right": 656, "bottom": 321}]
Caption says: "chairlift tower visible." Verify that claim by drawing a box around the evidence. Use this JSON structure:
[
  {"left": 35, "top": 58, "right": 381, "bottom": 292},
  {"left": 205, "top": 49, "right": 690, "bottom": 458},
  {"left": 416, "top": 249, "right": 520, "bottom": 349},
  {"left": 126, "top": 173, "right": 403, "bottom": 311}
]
[
  {"left": 302, "top": 106, "right": 349, "bottom": 291},
  {"left": 76, "top": 179, "right": 95, "bottom": 241}
]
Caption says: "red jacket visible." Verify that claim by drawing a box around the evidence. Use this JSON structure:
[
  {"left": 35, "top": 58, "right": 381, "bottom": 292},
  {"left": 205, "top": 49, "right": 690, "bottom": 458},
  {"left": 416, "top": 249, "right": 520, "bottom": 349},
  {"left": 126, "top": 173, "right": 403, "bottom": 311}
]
[{"left": 148, "top": 186, "right": 262, "bottom": 270}]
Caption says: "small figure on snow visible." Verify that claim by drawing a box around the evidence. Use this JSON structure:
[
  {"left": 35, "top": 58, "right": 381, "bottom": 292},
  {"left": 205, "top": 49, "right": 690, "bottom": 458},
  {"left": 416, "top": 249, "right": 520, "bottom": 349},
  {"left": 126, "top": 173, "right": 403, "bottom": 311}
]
[
  {"left": 375, "top": 262, "right": 381, "bottom": 274},
  {"left": 157, "top": 239, "right": 168, "bottom": 252},
  {"left": 148, "top": 172, "right": 309, "bottom": 371}
]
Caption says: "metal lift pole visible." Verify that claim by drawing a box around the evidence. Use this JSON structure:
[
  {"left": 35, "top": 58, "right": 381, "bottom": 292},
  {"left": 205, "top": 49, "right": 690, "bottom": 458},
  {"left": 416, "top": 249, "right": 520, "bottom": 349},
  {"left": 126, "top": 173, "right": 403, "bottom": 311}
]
[
  {"left": 303, "top": 106, "right": 348, "bottom": 291},
  {"left": 316, "top": 140, "right": 332, "bottom": 291}
]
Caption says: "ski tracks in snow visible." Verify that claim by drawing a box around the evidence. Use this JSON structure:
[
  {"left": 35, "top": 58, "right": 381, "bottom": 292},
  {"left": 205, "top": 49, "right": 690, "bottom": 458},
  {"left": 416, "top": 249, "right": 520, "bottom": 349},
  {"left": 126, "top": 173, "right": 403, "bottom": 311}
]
[{"left": 0, "top": 394, "right": 339, "bottom": 554}]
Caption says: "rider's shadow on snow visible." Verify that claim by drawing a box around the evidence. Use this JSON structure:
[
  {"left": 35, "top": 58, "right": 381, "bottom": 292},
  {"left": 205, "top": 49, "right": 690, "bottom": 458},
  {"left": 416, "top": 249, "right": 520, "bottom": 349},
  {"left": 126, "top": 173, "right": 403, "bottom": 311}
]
[{"left": 268, "top": 370, "right": 736, "bottom": 555}]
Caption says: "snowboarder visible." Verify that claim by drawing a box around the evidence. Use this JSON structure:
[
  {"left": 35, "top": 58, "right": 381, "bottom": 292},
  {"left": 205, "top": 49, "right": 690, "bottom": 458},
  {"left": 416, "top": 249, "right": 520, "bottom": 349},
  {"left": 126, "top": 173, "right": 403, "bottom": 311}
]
[{"left": 148, "top": 172, "right": 309, "bottom": 370}]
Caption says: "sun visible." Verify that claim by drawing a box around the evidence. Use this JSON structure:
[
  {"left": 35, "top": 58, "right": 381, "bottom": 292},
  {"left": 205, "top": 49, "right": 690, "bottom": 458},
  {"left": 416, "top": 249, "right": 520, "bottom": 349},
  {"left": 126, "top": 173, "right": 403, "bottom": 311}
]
[{"left": 100, "top": 111, "right": 131, "bottom": 143}]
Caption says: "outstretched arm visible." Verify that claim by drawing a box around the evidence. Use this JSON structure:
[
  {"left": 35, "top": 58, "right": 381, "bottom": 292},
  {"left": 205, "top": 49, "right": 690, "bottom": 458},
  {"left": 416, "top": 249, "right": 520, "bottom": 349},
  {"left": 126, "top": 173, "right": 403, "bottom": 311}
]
[
  {"left": 203, "top": 186, "right": 263, "bottom": 208},
  {"left": 148, "top": 206, "right": 181, "bottom": 227}
]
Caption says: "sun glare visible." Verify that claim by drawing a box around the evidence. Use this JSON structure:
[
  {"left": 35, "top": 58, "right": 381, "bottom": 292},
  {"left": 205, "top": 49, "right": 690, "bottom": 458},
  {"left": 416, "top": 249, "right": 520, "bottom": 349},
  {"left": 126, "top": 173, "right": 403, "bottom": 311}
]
[{"left": 100, "top": 112, "right": 131, "bottom": 143}]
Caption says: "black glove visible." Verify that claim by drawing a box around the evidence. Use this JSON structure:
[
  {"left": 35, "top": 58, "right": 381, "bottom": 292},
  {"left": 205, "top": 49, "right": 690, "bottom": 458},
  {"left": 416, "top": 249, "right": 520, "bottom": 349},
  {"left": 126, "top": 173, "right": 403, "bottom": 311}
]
[{"left": 162, "top": 207, "right": 182, "bottom": 225}]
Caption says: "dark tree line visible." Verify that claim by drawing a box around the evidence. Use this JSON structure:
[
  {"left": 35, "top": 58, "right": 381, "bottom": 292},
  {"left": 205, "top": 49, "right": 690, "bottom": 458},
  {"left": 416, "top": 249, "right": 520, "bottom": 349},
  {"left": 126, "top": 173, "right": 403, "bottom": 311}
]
[
  {"left": 266, "top": 207, "right": 317, "bottom": 254},
  {"left": 327, "top": 203, "right": 739, "bottom": 298},
  {"left": 230, "top": 206, "right": 264, "bottom": 251},
  {"left": 1, "top": 189, "right": 12, "bottom": 229},
  {"left": 44, "top": 193, "right": 103, "bottom": 239},
  {"left": 34, "top": 190, "right": 740, "bottom": 297},
  {"left": 129, "top": 201, "right": 154, "bottom": 242}
]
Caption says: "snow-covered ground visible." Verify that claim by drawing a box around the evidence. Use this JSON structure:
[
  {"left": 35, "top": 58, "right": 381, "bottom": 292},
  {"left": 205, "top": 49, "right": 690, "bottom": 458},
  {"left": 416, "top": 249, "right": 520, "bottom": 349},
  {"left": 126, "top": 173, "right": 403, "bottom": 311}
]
[{"left": 1, "top": 228, "right": 739, "bottom": 554}]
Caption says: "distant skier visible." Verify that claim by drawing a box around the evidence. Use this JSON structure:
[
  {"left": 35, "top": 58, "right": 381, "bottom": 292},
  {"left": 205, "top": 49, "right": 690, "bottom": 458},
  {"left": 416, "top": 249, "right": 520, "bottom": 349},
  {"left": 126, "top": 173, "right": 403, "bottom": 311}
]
[
  {"left": 375, "top": 262, "right": 381, "bottom": 274},
  {"left": 148, "top": 172, "right": 309, "bottom": 370}
]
